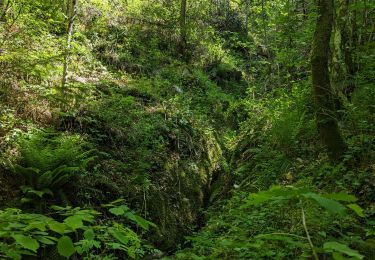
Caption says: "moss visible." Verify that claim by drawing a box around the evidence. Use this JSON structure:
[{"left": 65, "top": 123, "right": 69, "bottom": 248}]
[
  {"left": 146, "top": 132, "right": 223, "bottom": 250},
  {"left": 311, "top": 0, "right": 347, "bottom": 161}
]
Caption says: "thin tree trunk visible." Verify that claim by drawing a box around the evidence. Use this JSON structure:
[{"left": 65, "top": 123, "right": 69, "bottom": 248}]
[
  {"left": 61, "top": 0, "right": 78, "bottom": 93},
  {"left": 0, "top": 0, "right": 10, "bottom": 22},
  {"left": 179, "top": 0, "right": 187, "bottom": 55},
  {"left": 311, "top": 0, "right": 346, "bottom": 161},
  {"left": 341, "top": 0, "right": 357, "bottom": 99}
]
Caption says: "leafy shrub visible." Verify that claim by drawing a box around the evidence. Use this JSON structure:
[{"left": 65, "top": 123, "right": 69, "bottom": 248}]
[
  {"left": 174, "top": 186, "right": 371, "bottom": 260},
  {"left": 0, "top": 200, "right": 157, "bottom": 259},
  {"left": 307, "top": 161, "right": 375, "bottom": 205}
]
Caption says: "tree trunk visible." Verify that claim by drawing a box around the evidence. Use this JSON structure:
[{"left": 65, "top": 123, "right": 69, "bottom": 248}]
[
  {"left": 311, "top": 0, "right": 346, "bottom": 161},
  {"left": 179, "top": 0, "right": 187, "bottom": 55},
  {"left": 0, "top": 0, "right": 9, "bottom": 22},
  {"left": 341, "top": 0, "right": 357, "bottom": 100},
  {"left": 61, "top": 0, "right": 78, "bottom": 93}
]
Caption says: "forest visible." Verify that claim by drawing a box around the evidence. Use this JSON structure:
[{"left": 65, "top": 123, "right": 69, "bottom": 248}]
[{"left": 0, "top": 0, "right": 374, "bottom": 259}]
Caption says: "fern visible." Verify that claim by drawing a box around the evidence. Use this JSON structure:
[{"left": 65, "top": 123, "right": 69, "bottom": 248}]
[
  {"left": 13, "top": 130, "right": 95, "bottom": 203},
  {"left": 18, "top": 130, "right": 91, "bottom": 171}
]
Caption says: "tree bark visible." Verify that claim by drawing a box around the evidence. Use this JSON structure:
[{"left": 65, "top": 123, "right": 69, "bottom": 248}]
[
  {"left": 61, "top": 0, "right": 78, "bottom": 93},
  {"left": 311, "top": 0, "right": 346, "bottom": 161}
]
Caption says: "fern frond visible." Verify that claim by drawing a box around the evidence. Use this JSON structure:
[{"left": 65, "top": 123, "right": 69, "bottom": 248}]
[{"left": 13, "top": 165, "right": 40, "bottom": 187}]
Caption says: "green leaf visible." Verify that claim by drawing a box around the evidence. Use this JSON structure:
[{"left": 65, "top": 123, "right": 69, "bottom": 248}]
[
  {"left": 109, "top": 205, "right": 128, "bottom": 216},
  {"left": 347, "top": 204, "right": 365, "bottom": 217},
  {"left": 324, "top": 241, "right": 364, "bottom": 259},
  {"left": 12, "top": 234, "right": 40, "bottom": 253},
  {"left": 51, "top": 205, "right": 71, "bottom": 211},
  {"left": 0, "top": 242, "right": 22, "bottom": 260},
  {"left": 36, "top": 236, "right": 57, "bottom": 245},
  {"left": 303, "top": 193, "right": 346, "bottom": 214},
  {"left": 243, "top": 186, "right": 305, "bottom": 207},
  {"left": 108, "top": 205, "right": 155, "bottom": 229},
  {"left": 57, "top": 236, "right": 76, "bottom": 259},
  {"left": 110, "top": 229, "right": 130, "bottom": 245},
  {"left": 84, "top": 229, "right": 95, "bottom": 241},
  {"left": 48, "top": 221, "right": 66, "bottom": 234},
  {"left": 324, "top": 192, "right": 357, "bottom": 202},
  {"left": 76, "top": 246, "right": 83, "bottom": 254},
  {"left": 64, "top": 216, "right": 84, "bottom": 230},
  {"left": 126, "top": 213, "right": 156, "bottom": 230},
  {"left": 24, "top": 221, "right": 47, "bottom": 232},
  {"left": 332, "top": 252, "right": 355, "bottom": 260},
  {"left": 246, "top": 186, "right": 286, "bottom": 205},
  {"left": 107, "top": 242, "right": 126, "bottom": 250}
]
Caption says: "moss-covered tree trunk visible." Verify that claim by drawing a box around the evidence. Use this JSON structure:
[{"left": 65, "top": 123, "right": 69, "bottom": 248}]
[{"left": 311, "top": 0, "right": 346, "bottom": 161}]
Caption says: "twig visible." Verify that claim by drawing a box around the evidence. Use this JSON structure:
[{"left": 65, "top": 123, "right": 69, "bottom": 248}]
[{"left": 302, "top": 208, "right": 319, "bottom": 260}]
